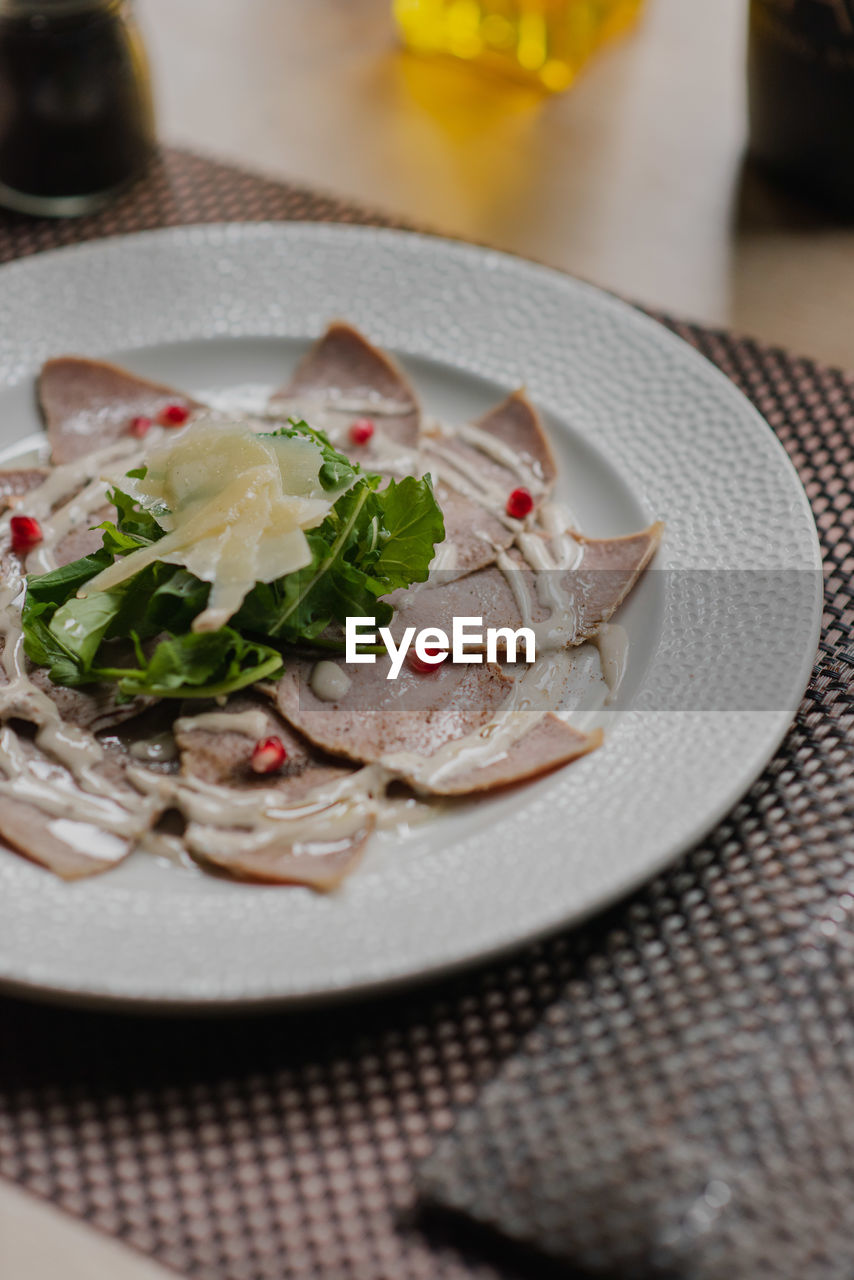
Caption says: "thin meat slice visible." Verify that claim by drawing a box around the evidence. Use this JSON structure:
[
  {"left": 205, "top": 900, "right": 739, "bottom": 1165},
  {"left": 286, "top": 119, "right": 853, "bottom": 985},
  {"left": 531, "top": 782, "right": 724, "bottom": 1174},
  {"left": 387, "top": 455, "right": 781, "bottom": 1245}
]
[
  {"left": 393, "top": 523, "right": 663, "bottom": 649},
  {"left": 0, "top": 469, "right": 48, "bottom": 579},
  {"left": 0, "top": 625, "right": 150, "bottom": 735},
  {"left": 0, "top": 468, "right": 48, "bottom": 514},
  {"left": 173, "top": 696, "right": 369, "bottom": 888},
  {"left": 269, "top": 322, "right": 421, "bottom": 470},
  {"left": 39, "top": 357, "right": 203, "bottom": 464},
  {"left": 391, "top": 522, "right": 661, "bottom": 651},
  {"left": 389, "top": 564, "right": 518, "bottom": 645},
  {"left": 424, "top": 391, "right": 556, "bottom": 511},
  {"left": 420, "top": 392, "right": 556, "bottom": 578},
  {"left": 467, "top": 390, "right": 557, "bottom": 489},
  {"left": 557, "top": 523, "right": 664, "bottom": 642},
  {"left": 274, "top": 655, "right": 513, "bottom": 765},
  {"left": 0, "top": 732, "right": 157, "bottom": 880},
  {"left": 433, "top": 486, "right": 514, "bottom": 581},
  {"left": 0, "top": 470, "right": 109, "bottom": 569},
  {"left": 26, "top": 666, "right": 152, "bottom": 734},
  {"left": 274, "top": 655, "right": 601, "bottom": 797},
  {"left": 399, "top": 715, "right": 603, "bottom": 796},
  {"left": 175, "top": 695, "right": 355, "bottom": 801},
  {"left": 0, "top": 795, "right": 134, "bottom": 880},
  {"left": 185, "top": 815, "right": 375, "bottom": 890},
  {"left": 53, "top": 501, "right": 113, "bottom": 564}
]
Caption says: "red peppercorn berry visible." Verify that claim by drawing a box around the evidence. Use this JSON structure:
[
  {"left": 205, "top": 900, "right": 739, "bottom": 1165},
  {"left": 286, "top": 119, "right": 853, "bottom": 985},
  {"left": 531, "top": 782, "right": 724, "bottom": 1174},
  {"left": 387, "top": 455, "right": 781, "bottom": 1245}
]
[
  {"left": 158, "top": 403, "right": 191, "bottom": 427},
  {"left": 10, "top": 515, "right": 42, "bottom": 554},
  {"left": 506, "top": 487, "right": 534, "bottom": 520},
  {"left": 407, "top": 647, "right": 447, "bottom": 675},
  {"left": 129, "top": 415, "right": 152, "bottom": 438},
  {"left": 349, "top": 418, "right": 375, "bottom": 446},
  {"left": 250, "top": 737, "right": 288, "bottom": 775}
]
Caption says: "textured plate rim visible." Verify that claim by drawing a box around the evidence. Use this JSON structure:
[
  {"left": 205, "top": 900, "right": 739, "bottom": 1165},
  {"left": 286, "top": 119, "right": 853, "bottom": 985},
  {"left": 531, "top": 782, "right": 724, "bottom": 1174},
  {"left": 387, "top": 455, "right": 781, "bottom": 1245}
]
[{"left": 0, "top": 223, "right": 823, "bottom": 1011}]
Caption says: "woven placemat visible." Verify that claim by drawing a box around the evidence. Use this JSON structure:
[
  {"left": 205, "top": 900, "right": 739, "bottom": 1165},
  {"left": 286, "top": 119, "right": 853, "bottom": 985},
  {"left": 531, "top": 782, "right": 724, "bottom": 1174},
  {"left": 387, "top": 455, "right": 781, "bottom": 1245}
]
[{"left": 0, "top": 149, "right": 851, "bottom": 1280}]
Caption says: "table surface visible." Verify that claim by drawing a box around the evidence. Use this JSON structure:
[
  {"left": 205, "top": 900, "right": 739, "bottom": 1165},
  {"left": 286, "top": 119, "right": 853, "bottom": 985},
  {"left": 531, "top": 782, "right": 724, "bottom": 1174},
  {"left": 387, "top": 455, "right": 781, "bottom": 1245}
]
[
  {"left": 141, "top": 0, "right": 854, "bottom": 373},
  {"left": 2, "top": 1, "right": 849, "bottom": 1276}
]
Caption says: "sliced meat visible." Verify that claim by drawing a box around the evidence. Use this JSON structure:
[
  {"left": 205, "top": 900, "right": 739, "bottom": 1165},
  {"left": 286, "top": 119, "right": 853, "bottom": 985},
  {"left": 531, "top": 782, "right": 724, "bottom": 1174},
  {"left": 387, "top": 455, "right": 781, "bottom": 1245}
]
[
  {"left": 557, "top": 523, "right": 664, "bottom": 642},
  {"left": 185, "top": 816, "right": 374, "bottom": 890},
  {"left": 389, "top": 564, "right": 518, "bottom": 645},
  {"left": 393, "top": 523, "right": 663, "bottom": 649},
  {"left": 171, "top": 695, "right": 369, "bottom": 888},
  {"left": 0, "top": 470, "right": 110, "bottom": 572},
  {"left": 269, "top": 322, "right": 421, "bottom": 470},
  {"left": 0, "top": 795, "right": 133, "bottom": 880},
  {"left": 0, "top": 469, "right": 49, "bottom": 578},
  {"left": 54, "top": 501, "right": 113, "bottom": 564},
  {"left": 466, "top": 390, "right": 557, "bottom": 489},
  {"left": 39, "top": 356, "right": 203, "bottom": 464},
  {"left": 0, "top": 730, "right": 156, "bottom": 880},
  {"left": 404, "top": 715, "right": 602, "bottom": 796},
  {"left": 423, "top": 391, "right": 556, "bottom": 512},
  {"left": 97, "top": 702, "right": 183, "bottom": 772},
  {"left": 175, "top": 695, "right": 354, "bottom": 801},
  {"left": 25, "top": 667, "right": 152, "bottom": 734},
  {"left": 0, "top": 467, "right": 48, "bottom": 514},
  {"left": 19, "top": 627, "right": 155, "bottom": 735},
  {"left": 433, "top": 487, "right": 514, "bottom": 581},
  {"left": 276, "top": 654, "right": 600, "bottom": 797},
  {"left": 274, "top": 654, "right": 513, "bottom": 765},
  {"left": 0, "top": 623, "right": 150, "bottom": 735}
]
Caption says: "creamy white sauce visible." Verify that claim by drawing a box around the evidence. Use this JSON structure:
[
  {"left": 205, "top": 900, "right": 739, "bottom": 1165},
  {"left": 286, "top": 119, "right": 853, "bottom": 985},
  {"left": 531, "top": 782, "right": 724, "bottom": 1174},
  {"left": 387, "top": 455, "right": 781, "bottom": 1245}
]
[
  {"left": 495, "top": 510, "right": 593, "bottom": 654},
  {"left": 174, "top": 708, "right": 270, "bottom": 739},
  {"left": 0, "top": 728, "right": 156, "bottom": 837},
  {"left": 423, "top": 441, "right": 516, "bottom": 525},
  {"left": 271, "top": 391, "right": 413, "bottom": 420},
  {"left": 430, "top": 541, "right": 458, "bottom": 574},
  {"left": 128, "top": 732, "right": 179, "bottom": 764},
  {"left": 592, "top": 624, "right": 629, "bottom": 704},
  {"left": 137, "top": 828, "right": 197, "bottom": 871},
  {"left": 457, "top": 423, "right": 541, "bottom": 489},
  {"left": 310, "top": 660, "right": 352, "bottom": 703},
  {"left": 47, "top": 818, "right": 129, "bottom": 863}
]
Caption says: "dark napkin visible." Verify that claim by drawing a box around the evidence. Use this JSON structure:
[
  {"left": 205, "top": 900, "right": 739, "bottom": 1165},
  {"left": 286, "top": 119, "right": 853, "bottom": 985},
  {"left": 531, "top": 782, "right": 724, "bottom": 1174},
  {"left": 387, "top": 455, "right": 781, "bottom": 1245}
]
[{"left": 0, "top": 150, "right": 851, "bottom": 1280}]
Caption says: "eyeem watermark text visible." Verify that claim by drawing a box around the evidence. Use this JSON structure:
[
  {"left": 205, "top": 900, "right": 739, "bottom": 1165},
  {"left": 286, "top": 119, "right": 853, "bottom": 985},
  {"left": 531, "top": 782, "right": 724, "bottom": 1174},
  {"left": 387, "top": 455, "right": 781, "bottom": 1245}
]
[{"left": 345, "top": 616, "right": 537, "bottom": 680}]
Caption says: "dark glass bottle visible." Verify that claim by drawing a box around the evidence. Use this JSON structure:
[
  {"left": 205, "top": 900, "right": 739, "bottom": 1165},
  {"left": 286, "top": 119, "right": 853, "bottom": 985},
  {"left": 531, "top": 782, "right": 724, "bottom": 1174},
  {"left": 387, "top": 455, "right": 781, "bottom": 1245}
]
[
  {"left": 748, "top": 0, "right": 854, "bottom": 212},
  {"left": 0, "top": 0, "right": 155, "bottom": 217}
]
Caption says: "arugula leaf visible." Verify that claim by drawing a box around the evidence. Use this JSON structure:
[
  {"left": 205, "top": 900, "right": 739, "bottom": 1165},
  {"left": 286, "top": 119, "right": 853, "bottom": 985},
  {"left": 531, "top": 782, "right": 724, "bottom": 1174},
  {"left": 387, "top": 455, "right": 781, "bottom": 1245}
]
[
  {"left": 98, "top": 521, "right": 149, "bottom": 558},
  {"left": 236, "top": 479, "right": 378, "bottom": 641},
  {"left": 21, "top": 549, "right": 118, "bottom": 684},
  {"left": 104, "top": 628, "right": 283, "bottom": 701},
  {"left": 106, "top": 484, "right": 166, "bottom": 544},
  {"left": 23, "top": 548, "right": 114, "bottom": 610},
  {"left": 147, "top": 569, "right": 210, "bottom": 633},
  {"left": 49, "top": 589, "right": 126, "bottom": 670},
  {"left": 234, "top": 473, "right": 444, "bottom": 644},
  {"left": 21, "top": 606, "right": 88, "bottom": 687},
  {"left": 369, "top": 475, "right": 445, "bottom": 592}
]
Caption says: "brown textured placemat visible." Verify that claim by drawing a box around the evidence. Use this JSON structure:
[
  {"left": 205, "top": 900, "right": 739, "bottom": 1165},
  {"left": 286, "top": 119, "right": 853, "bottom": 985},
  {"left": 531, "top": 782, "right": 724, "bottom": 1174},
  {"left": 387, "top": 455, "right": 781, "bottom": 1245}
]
[{"left": 0, "top": 148, "right": 851, "bottom": 1280}]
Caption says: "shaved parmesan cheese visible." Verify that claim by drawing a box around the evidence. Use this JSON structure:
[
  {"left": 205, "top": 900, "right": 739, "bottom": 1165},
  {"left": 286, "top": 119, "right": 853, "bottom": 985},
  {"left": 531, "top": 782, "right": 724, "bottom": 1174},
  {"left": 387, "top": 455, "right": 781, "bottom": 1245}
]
[{"left": 83, "top": 421, "right": 337, "bottom": 631}]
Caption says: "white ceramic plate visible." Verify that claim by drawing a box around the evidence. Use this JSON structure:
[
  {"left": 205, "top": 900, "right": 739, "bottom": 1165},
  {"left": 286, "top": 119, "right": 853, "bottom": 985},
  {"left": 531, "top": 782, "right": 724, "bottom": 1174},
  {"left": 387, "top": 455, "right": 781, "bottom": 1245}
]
[{"left": 0, "top": 224, "right": 822, "bottom": 1010}]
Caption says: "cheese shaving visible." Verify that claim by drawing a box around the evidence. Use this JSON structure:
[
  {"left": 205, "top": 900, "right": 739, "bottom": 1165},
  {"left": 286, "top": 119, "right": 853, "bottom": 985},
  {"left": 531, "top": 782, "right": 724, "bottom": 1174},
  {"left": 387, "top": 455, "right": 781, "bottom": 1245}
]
[{"left": 82, "top": 421, "right": 335, "bottom": 631}]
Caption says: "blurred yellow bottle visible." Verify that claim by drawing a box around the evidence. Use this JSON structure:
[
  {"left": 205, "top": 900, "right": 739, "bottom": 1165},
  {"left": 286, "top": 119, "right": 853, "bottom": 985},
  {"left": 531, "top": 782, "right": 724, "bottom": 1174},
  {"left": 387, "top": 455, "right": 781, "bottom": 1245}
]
[{"left": 393, "top": 0, "right": 644, "bottom": 92}]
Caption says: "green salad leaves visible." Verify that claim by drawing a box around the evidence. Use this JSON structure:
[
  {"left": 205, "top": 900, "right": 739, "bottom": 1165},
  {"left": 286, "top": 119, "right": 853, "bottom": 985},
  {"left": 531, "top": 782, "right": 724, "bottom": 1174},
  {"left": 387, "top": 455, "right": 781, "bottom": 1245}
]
[{"left": 22, "top": 421, "right": 445, "bottom": 702}]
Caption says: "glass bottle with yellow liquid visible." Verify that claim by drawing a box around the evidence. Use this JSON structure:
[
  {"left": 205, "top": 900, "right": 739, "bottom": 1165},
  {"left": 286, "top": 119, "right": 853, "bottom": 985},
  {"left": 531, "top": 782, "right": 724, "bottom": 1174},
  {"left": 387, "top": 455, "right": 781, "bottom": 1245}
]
[{"left": 393, "top": 0, "right": 644, "bottom": 92}]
